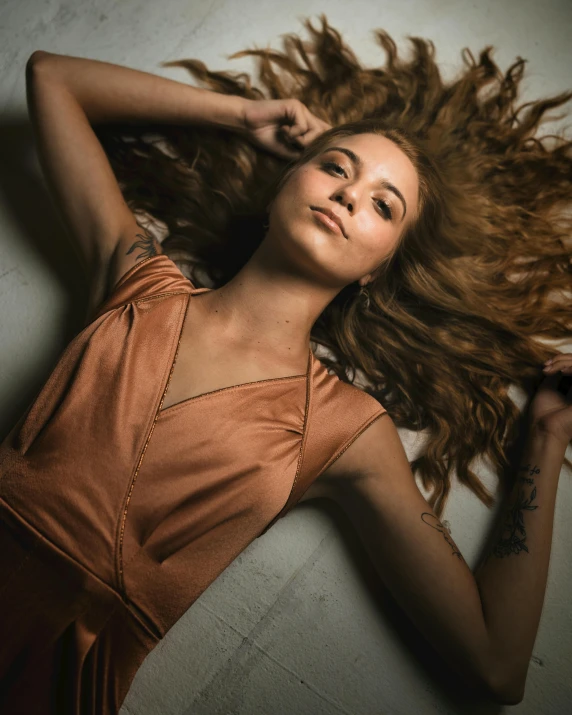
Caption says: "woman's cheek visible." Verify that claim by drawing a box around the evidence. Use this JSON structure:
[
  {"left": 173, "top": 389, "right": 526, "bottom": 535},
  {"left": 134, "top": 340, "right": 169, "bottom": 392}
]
[{"left": 369, "top": 229, "right": 399, "bottom": 261}]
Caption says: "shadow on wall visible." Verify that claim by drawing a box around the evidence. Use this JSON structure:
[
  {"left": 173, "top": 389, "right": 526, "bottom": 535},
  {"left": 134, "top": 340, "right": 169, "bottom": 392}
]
[
  {"left": 0, "top": 116, "right": 90, "bottom": 442},
  {"left": 321, "top": 498, "right": 504, "bottom": 712}
]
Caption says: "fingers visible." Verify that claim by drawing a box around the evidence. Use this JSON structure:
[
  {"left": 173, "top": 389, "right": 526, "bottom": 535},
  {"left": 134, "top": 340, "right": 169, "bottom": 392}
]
[
  {"left": 305, "top": 120, "right": 332, "bottom": 143},
  {"left": 286, "top": 100, "right": 331, "bottom": 146},
  {"left": 543, "top": 353, "right": 572, "bottom": 374},
  {"left": 284, "top": 101, "right": 308, "bottom": 138},
  {"left": 300, "top": 108, "right": 332, "bottom": 143},
  {"left": 287, "top": 124, "right": 309, "bottom": 144}
]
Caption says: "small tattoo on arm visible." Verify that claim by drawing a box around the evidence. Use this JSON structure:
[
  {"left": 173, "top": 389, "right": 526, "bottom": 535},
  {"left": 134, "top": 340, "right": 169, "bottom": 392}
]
[
  {"left": 125, "top": 229, "right": 160, "bottom": 260},
  {"left": 492, "top": 463, "right": 539, "bottom": 558},
  {"left": 421, "top": 513, "right": 465, "bottom": 562}
]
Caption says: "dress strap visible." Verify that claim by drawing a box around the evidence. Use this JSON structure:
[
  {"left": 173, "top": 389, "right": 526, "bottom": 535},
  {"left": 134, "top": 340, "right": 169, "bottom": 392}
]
[
  {"left": 258, "top": 357, "right": 387, "bottom": 537},
  {"left": 257, "top": 348, "right": 314, "bottom": 536},
  {"left": 90, "top": 255, "right": 194, "bottom": 324}
]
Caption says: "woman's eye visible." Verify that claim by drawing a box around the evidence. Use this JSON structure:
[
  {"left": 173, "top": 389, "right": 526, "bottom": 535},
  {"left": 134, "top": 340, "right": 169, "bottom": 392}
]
[
  {"left": 322, "top": 161, "right": 345, "bottom": 176},
  {"left": 321, "top": 162, "right": 393, "bottom": 221},
  {"left": 376, "top": 199, "right": 393, "bottom": 220}
]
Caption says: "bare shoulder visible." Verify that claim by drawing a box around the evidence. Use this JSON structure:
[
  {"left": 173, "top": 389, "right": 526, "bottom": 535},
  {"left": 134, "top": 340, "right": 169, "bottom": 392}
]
[
  {"left": 298, "top": 412, "right": 405, "bottom": 503},
  {"left": 86, "top": 223, "right": 163, "bottom": 319}
]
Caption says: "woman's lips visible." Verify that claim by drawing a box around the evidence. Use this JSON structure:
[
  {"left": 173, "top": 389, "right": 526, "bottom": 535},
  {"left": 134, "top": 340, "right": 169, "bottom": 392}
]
[{"left": 311, "top": 208, "right": 346, "bottom": 238}]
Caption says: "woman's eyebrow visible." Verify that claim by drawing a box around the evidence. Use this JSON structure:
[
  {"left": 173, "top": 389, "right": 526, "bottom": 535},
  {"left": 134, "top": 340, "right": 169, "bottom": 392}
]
[{"left": 324, "top": 146, "right": 407, "bottom": 220}]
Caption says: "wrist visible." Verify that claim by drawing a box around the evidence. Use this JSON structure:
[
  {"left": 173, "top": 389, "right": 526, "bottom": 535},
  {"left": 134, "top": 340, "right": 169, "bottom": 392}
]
[
  {"left": 217, "top": 94, "right": 250, "bottom": 133},
  {"left": 189, "top": 89, "right": 249, "bottom": 134}
]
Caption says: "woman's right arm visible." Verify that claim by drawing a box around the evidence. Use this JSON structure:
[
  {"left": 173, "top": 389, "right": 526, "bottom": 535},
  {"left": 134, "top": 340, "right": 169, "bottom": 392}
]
[{"left": 28, "top": 51, "right": 248, "bottom": 130}]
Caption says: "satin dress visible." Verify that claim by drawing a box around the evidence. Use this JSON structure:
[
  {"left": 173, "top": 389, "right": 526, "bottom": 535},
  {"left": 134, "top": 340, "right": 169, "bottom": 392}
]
[{"left": 0, "top": 254, "right": 387, "bottom": 714}]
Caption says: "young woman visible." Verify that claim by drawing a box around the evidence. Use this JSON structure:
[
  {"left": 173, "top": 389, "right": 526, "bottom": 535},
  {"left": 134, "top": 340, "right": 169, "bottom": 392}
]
[{"left": 1, "top": 16, "right": 571, "bottom": 714}]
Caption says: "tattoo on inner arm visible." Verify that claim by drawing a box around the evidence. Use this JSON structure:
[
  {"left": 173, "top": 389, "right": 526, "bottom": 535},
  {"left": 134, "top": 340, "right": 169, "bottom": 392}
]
[
  {"left": 125, "top": 229, "right": 160, "bottom": 261},
  {"left": 492, "top": 463, "right": 539, "bottom": 558},
  {"left": 421, "top": 513, "right": 466, "bottom": 562}
]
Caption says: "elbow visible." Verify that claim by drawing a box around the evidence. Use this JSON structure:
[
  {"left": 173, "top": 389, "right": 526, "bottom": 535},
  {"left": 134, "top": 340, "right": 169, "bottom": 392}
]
[
  {"left": 485, "top": 669, "right": 525, "bottom": 706},
  {"left": 490, "top": 686, "right": 524, "bottom": 706},
  {"left": 26, "top": 51, "right": 52, "bottom": 78},
  {"left": 487, "top": 684, "right": 524, "bottom": 706},
  {"left": 458, "top": 659, "right": 524, "bottom": 705},
  {"left": 28, "top": 50, "right": 51, "bottom": 65}
]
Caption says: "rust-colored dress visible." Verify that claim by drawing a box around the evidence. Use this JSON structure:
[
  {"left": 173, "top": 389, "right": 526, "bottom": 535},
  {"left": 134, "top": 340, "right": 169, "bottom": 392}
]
[{"left": 0, "top": 254, "right": 386, "bottom": 714}]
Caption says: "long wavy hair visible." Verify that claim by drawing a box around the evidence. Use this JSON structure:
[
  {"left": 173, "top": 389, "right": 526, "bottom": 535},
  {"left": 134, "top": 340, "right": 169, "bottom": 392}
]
[{"left": 95, "top": 15, "right": 572, "bottom": 517}]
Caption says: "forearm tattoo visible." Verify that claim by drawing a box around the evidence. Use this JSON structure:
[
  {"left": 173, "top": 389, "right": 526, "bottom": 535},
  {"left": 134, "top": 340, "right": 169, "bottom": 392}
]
[
  {"left": 421, "top": 513, "right": 465, "bottom": 562},
  {"left": 125, "top": 229, "right": 160, "bottom": 260},
  {"left": 492, "top": 463, "right": 539, "bottom": 558}
]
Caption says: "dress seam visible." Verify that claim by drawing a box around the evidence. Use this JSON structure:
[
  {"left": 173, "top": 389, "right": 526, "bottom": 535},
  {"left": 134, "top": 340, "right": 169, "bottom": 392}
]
[
  {"left": 256, "top": 351, "right": 314, "bottom": 538},
  {"left": 158, "top": 374, "right": 307, "bottom": 415},
  {"left": 285, "top": 350, "right": 314, "bottom": 509},
  {"left": 317, "top": 409, "right": 388, "bottom": 480},
  {"left": 93, "top": 289, "right": 192, "bottom": 322},
  {"left": 114, "top": 293, "right": 189, "bottom": 598},
  {"left": 1, "top": 497, "right": 160, "bottom": 642},
  {"left": 91, "top": 254, "right": 172, "bottom": 320}
]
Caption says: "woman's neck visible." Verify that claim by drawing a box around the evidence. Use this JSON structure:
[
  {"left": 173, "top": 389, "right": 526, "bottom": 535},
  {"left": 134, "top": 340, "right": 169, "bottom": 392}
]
[{"left": 197, "top": 241, "right": 339, "bottom": 365}]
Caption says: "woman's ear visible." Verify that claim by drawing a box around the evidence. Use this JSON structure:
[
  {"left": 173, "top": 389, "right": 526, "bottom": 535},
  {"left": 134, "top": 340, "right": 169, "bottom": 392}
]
[
  {"left": 358, "top": 270, "right": 379, "bottom": 287},
  {"left": 359, "top": 261, "right": 386, "bottom": 287},
  {"left": 358, "top": 275, "right": 372, "bottom": 287}
]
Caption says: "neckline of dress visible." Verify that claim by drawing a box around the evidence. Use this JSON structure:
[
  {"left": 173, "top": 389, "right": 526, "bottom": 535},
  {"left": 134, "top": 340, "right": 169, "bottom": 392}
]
[{"left": 157, "top": 284, "right": 314, "bottom": 416}]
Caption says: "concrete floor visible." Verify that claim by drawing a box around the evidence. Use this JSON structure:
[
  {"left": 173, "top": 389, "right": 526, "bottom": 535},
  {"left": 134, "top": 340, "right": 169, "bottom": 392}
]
[{"left": 1, "top": 1, "right": 572, "bottom": 713}]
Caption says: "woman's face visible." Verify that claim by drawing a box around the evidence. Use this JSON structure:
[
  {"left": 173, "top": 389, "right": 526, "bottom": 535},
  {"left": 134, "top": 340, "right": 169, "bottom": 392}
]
[{"left": 266, "top": 132, "right": 420, "bottom": 288}]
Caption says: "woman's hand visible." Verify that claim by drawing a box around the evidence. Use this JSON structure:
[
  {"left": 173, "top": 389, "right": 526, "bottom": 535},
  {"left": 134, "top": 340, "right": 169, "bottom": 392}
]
[
  {"left": 529, "top": 353, "right": 572, "bottom": 446},
  {"left": 240, "top": 98, "right": 332, "bottom": 160}
]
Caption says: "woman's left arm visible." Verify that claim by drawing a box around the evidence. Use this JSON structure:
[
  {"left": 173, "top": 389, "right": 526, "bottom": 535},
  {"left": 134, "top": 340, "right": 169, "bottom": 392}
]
[{"left": 321, "top": 401, "right": 568, "bottom": 705}]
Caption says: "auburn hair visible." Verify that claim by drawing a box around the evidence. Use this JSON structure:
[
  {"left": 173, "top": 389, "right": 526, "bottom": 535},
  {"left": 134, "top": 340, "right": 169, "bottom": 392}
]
[{"left": 96, "top": 15, "right": 572, "bottom": 516}]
